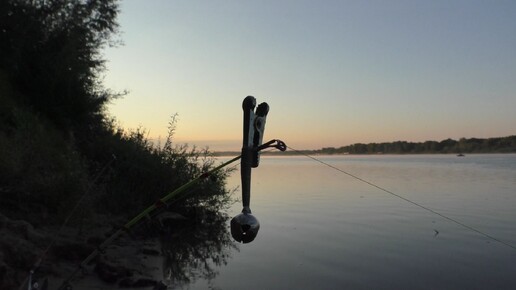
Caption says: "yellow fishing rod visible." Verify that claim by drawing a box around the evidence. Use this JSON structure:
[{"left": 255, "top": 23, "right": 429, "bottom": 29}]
[
  {"left": 57, "top": 96, "right": 286, "bottom": 290},
  {"left": 57, "top": 155, "right": 240, "bottom": 290}
]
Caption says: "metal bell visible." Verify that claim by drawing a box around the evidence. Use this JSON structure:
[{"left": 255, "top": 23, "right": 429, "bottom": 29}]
[{"left": 230, "top": 211, "right": 260, "bottom": 244}]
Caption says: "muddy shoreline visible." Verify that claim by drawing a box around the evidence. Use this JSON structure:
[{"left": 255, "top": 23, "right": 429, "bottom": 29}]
[{"left": 0, "top": 212, "right": 171, "bottom": 290}]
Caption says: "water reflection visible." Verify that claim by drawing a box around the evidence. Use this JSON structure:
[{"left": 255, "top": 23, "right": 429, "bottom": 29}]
[
  {"left": 183, "top": 155, "right": 516, "bottom": 290},
  {"left": 159, "top": 207, "right": 238, "bottom": 288}
]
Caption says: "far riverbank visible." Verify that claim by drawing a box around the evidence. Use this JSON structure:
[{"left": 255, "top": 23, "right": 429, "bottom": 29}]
[{"left": 214, "top": 135, "right": 516, "bottom": 156}]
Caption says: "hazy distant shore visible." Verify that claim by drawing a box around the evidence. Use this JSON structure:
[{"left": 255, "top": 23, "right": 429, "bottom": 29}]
[{"left": 213, "top": 135, "right": 516, "bottom": 156}]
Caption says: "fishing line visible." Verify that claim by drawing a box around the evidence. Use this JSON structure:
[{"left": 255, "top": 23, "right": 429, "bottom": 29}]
[
  {"left": 58, "top": 140, "right": 282, "bottom": 289},
  {"left": 287, "top": 146, "right": 516, "bottom": 251}
]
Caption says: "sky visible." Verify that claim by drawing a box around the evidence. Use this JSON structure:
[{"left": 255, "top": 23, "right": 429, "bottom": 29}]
[{"left": 103, "top": 0, "right": 516, "bottom": 151}]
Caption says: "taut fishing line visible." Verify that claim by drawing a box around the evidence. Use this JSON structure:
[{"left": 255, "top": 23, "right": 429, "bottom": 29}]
[{"left": 287, "top": 146, "right": 516, "bottom": 251}]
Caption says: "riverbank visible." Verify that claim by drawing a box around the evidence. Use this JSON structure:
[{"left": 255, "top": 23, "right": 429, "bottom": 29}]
[
  {"left": 0, "top": 211, "right": 168, "bottom": 289},
  {"left": 213, "top": 136, "right": 516, "bottom": 156}
]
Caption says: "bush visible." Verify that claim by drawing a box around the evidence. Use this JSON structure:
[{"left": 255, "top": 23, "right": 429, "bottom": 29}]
[
  {"left": 0, "top": 0, "right": 234, "bottom": 229},
  {"left": 94, "top": 116, "right": 235, "bottom": 218},
  {"left": 0, "top": 90, "right": 89, "bottom": 224}
]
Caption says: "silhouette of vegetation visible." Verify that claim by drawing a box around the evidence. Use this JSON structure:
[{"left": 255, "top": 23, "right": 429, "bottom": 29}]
[
  {"left": 311, "top": 136, "right": 516, "bottom": 155},
  {"left": 251, "top": 136, "right": 515, "bottom": 156},
  {"left": 216, "top": 136, "right": 516, "bottom": 156},
  {"left": 0, "top": 2, "right": 237, "bottom": 288},
  {"left": 1, "top": 0, "right": 120, "bottom": 134},
  {"left": 1, "top": 0, "right": 234, "bottom": 221}
]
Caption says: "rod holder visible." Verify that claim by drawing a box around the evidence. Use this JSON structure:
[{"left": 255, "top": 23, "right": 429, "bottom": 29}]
[{"left": 231, "top": 96, "right": 269, "bottom": 243}]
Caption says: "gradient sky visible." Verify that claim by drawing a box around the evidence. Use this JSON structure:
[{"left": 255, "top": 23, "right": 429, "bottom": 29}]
[{"left": 103, "top": 0, "right": 516, "bottom": 151}]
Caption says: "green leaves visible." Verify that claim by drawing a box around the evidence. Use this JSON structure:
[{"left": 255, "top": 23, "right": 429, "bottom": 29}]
[{"left": 0, "top": 0, "right": 120, "bottom": 133}]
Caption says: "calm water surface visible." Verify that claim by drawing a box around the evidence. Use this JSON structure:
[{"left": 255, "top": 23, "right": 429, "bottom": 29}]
[{"left": 184, "top": 154, "right": 516, "bottom": 290}]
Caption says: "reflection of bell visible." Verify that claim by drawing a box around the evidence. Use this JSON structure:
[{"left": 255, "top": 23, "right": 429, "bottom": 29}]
[{"left": 231, "top": 211, "right": 260, "bottom": 243}]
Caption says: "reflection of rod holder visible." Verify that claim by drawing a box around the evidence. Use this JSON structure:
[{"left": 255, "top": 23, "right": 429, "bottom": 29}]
[{"left": 231, "top": 96, "right": 286, "bottom": 243}]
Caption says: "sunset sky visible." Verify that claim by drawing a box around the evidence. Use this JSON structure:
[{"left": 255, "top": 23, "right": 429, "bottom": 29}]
[{"left": 103, "top": 0, "right": 516, "bottom": 151}]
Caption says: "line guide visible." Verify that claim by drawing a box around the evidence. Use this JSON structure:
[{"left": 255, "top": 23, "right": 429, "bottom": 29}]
[{"left": 57, "top": 96, "right": 286, "bottom": 289}]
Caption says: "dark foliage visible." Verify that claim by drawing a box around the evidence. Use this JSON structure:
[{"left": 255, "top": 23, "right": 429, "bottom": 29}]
[
  {"left": 0, "top": 0, "right": 234, "bottom": 223},
  {"left": 0, "top": 2, "right": 237, "bottom": 289},
  {"left": 0, "top": 0, "right": 119, "bottom": 136},
  {"left": 310, "top": 136, "right": 516, "bottom": 155},
  {"left": 94, "top": 118, "right": 235, "bottom": 217}
]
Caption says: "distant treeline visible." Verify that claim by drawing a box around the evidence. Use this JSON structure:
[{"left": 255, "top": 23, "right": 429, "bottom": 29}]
[
  {"left": 302, "top": 136, "right": 516, "bottom": 155},
  {"left": 217, "top": 136, "right": 516, "bottom": 156},
  {"left": 215, "top": 135, "right": 516, "bottom": 156}
]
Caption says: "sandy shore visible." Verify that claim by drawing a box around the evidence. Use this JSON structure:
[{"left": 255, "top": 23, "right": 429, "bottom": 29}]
[{"left": 1, "top": 212, "right": 170, "bottom": 290}]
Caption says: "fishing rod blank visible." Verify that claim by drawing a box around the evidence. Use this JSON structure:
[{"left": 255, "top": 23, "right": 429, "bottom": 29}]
[
  {"left": 57, "top": 156, "right": 241, "bottom": 290},
  {"left": 57, "top": 96, "right": 286, "bottom": 289}
]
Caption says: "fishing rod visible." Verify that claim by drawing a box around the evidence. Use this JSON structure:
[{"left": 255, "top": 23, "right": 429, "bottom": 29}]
[
  {"left": 57, "top": 156, "right": 239, "bottom": 290},
  {"left": 58, "top": 96, "right": 285, "bottom": 289}
]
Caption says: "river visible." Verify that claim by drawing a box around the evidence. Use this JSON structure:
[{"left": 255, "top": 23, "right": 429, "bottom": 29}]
[{"left": 178, "top": 154, "right": 516, "bottom": 289}]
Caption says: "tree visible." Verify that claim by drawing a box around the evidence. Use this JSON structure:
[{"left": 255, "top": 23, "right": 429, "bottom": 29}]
[{"left": 0, "top": 0, "right": 120, "bottom": 135}]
